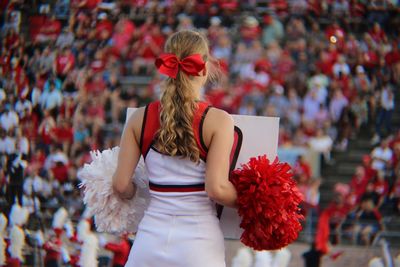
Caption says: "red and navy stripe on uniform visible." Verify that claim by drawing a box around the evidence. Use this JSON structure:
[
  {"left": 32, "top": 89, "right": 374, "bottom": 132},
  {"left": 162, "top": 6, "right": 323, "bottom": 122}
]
[{"left": 139, "top": 100, "right": 242, "bottom": 193}]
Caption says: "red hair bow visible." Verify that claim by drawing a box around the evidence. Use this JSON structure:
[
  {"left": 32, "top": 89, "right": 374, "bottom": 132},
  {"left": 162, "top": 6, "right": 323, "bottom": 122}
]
[{"left": 155, "top": 53, "right": 206, "bottom": 79}]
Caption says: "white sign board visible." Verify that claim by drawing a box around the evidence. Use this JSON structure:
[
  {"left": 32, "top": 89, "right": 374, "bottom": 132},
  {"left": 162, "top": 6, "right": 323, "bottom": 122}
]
[
  {"left": 126, "top": 108, "right": 280, "bottom": 239},
  {"left": 220, "top": 115, "right": 279, "bottom": 239}
]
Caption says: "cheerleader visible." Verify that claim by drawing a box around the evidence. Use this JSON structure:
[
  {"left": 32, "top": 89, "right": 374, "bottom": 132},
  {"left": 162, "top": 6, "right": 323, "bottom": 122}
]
[
  {"left": 0, "top": 214, "right": 7, "bottom": 266},
  {"left": 77, "top": 219, "right": 98, "bottom": 267},
  {"left": 7, "top": 202, "right": 29, "bottom": 267},
  {"left": 100, "top": 234, "right": 130, "bottom": 267},
  {"left": 231, "top": 247, "right": 253, "bottom": 267},
  {"left": 42, "top": 207, "right": 68, "bottom": 267},
  {"left": 112, "top": 30, "right": 237, "bottom": 267}
]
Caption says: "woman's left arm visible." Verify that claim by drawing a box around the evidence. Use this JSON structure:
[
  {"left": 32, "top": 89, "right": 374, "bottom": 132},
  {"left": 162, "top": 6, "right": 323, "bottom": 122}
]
[{"left": 112, "top": 108, "right": 144, "bottom": 199}]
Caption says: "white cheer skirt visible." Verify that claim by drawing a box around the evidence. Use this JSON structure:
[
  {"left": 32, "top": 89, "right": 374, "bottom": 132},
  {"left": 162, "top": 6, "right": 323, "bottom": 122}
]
[{"left": 125, "top": 210, "right": 226, "bottom": 267}]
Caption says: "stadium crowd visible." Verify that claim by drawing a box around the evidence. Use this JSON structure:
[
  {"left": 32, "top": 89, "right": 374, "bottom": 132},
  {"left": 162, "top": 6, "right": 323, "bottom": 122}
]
[{"left": 0, "top": 0, "right": 400, "bottom": 265}]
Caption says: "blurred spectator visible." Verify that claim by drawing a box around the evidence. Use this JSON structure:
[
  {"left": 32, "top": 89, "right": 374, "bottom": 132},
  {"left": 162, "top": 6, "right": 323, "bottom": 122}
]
[
  {"left": 388, "top": 176, "right": 400, "bottom": 214},
  {"left": 373, "top": 84, "right": 394, "bottom": 142},
  {"left": 353, "top": 198, "right": 384, "bottom": 245},
  {"left": 261, "top": 14, "right": 284, "bottom": 47},
  {"left": 56, "top": 27, "right": 75, "bottom": 49},
  {"left": 371, "top": 139, "right": 393, "bottom": 172},
  {"left": 294, "top": 155, "right": 312, "bottom": 181},
  {"left": 308, "top": 128, "right": 334, "bottom": 165},
  {"left": 0, "top": 104, "right": 19, "bottom": 132},
  {"left": 350, "top": 166, "right": 370, "bottom": 202}
]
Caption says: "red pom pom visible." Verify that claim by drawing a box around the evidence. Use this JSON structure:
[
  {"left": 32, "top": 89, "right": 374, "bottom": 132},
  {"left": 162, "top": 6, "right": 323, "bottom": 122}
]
[{"left": 230, "top": 155, "right": 304, "bottom": 250}]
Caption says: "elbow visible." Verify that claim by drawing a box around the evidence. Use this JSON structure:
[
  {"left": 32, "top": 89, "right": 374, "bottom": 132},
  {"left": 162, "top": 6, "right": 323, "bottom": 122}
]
[
  {"left": 112, "top": 173, "right": 136, "bottom": 199},
  {"left": 206, "top": 184, "right": 229, "bottom": 204},
  {"left": 112, "top": 175, "right": 129, "bottom": 195}
]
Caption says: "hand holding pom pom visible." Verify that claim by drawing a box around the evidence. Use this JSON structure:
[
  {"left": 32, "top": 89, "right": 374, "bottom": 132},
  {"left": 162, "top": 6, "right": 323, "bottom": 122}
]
[
  {"left": 230, "top": 155, "right": 304, "bottom": 251},
  {"left": 78, "top": 147, "right": 150, "bottom": 234}
]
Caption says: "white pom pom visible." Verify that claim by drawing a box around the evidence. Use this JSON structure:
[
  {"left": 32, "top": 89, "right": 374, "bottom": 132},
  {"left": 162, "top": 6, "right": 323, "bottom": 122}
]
[{"left": 78, "top": 146, "right": 150, "bottom": 233}]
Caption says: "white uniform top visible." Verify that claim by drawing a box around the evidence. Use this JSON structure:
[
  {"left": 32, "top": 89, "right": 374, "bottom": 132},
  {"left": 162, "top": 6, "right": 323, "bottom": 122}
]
[{"left": 145, "top": 147, "right": 216, "bottom": 216}]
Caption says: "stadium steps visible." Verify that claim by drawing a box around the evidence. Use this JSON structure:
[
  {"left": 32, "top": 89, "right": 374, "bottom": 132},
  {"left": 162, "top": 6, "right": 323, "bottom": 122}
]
[
  {"left": 319, "top": 85, "right": 400, "bottom": 208},
  {"left": 319, "top": 143, "right": 369, "bottom": 209},
  {"left": 120, "top": 75, "right": 153, "bottom": 89}
]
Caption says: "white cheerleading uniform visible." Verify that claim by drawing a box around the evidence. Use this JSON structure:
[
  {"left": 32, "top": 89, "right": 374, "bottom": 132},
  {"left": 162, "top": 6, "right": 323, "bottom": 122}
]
[{"left": 125, "top": 101, "right": 226, "bottom": 267}]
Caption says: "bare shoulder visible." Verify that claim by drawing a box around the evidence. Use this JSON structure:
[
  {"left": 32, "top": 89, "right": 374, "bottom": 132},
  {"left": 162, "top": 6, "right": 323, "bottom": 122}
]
[
  {"left": 127, "top": 107, "right": 146, "bottom": 140},
  {"left": 205, "top": 107, "right": 234, "bottom": 131},
  {"left": 127, "top": 106, "right": 145, "bottom": 127},
  {"left": 204, "top": 108, "right": 234, "bottom": 136}
]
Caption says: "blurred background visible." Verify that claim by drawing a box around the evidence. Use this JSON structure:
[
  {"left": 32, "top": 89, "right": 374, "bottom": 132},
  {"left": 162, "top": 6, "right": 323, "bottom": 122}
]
[{"left": 0, "top": 0, "right": 400, "bottom": 266}]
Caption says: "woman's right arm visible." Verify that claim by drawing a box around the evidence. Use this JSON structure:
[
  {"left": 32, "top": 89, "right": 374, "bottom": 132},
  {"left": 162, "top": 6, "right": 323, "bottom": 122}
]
[
  {"left": 112, "top": 107, "right": 144, "bottom": 199},
  {"left": 204, "top": 109, "right": 237, "bottom": 208}
]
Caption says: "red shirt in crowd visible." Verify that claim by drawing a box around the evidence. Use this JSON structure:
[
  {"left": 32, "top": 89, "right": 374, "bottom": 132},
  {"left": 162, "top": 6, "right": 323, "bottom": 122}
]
[
  {"left": 20, "top": 113, "right": 39, "bottom": 140},
  {"left": 385, "top": 48, "right": 400, "bottom": 66},
  {"left": 206, "top": 88, "right": 226, "bottom": 109},
  {"left": 90, "top": 59, "right": 105, "bottom": 73},
  {"left": 51, "top": 162, "right": 69, "bottom": 183},
  {"left": 373, "top": 179, "right": 389, "bottom": 196},
  {"left": 87, "top": 105, "right": 105, "bottom": 120},
  {"left": 71, "top": 0, "right": 100, "bottom": 9},
  {"left": 53, "top": 124, "right": 73, "bottom": 144},
  {"left": 55, "top": 52, "right": 75, "bottom": 76},
  {"left": 293, "top": 159, "right": 312, "bottom": 180},
  {"left": 350, "top": 175, "right": 369, "bottom": 199},
  {"left": 43, "top": 238, "right": 62, "bottom": 264},
  {"left": 316, "top": 52, "right": 334, "bottom": 76},
  {"left": 121, "top": 0, "right": 147, "bottom": 7},
  {"left": 16, "top": 74, "right": 29, "bottom": 98},
  {"left": 5, "top": 32, "right": 19, "bottom": 50},
  {"left": 391, "top": 180, "right": 400, "bottom": 198},
  {"left": 111, "top": 18, "right": 135, "bottom": 57},
  {"left": 96, "top": 19, "right": 114, "bottom": 40},
  {"left": 37, "top": 17, "right": 62, "bottom": 41},
  {"left": 59, "top": 101, "right": 76, "bottom": 119},
  {"left": 324, "top": 201, "right": 351, "bottom": 225},
  {"left": 363, "top": 50, "right": 379, "bottom": 69},
  {"left": 138, "top": 33, "right": 165, "bottom": 59},
  {"left": 105, "top": 239, "right": 131, "bottom": 266},
  {"left": 307, "top": 0, "right": 323, "bottom": 16},
  {"left": 85, "top": 77, "right": 106, "bottom": 96},
  {"left": 0, "top": 52, "right": 10, "bottom": 74},
  {"left": 369, "top": 28, "right": 386, "bottom": 44},
  {"left": 350, "top": 1, "right": 366, "bottom": 18}
]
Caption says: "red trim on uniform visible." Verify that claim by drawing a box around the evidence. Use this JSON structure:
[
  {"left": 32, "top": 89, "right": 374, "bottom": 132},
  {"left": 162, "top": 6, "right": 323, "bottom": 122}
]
[
  {"left": 141, "top": 101, "right": 161, "bottom": 158},
  {"left": 192, "top": 102, "right": 210, "bottom": 160},
  {"left": 149, "top": 186, "right": 205, "bottom": 192},
  {"left": 149, "top": 181, "right": 205, "bottom": 192}
]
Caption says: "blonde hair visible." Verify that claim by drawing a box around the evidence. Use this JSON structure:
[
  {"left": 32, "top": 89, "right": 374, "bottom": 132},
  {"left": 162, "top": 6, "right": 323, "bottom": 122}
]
[{"left": 155, "top": 30, "right": 218, "bottom": 163}]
